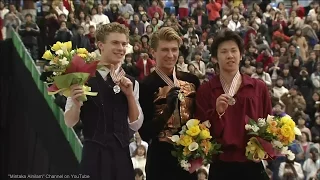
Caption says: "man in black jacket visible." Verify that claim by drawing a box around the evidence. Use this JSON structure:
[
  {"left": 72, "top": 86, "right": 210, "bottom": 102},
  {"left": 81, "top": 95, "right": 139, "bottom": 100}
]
[{"left": 18, "top": 13, "right": 40, "bottom": 60}]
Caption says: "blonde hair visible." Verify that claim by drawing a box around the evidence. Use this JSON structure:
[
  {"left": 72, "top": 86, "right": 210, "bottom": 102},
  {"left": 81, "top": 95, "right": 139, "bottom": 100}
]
[
  {"left": 150, "top": 27, "right": 182, "bottom": 49},
  {"left": 95, "top": 22, "right": 130, "bottom": 43}
]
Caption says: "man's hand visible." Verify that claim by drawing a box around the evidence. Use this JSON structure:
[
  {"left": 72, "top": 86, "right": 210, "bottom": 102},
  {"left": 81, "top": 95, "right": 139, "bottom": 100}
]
[
  {"left": 26, "top": 27, "right": 31, "bottom": 31},
  {"left": 166, "top": 87, "right": 180, "bottom": 115},
  {"left": 216, "top": 94, "right": 229, "bottom": 114},
  {"left": 70, "top": 84, "right": 84, "bottom": 108},
  {"left": 119, "top": 77, "right": 134, "bottom": 97}
]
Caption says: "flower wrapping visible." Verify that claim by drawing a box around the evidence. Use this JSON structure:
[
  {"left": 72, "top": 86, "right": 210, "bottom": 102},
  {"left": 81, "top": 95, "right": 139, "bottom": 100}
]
[
  {"left": 42, "top": 41, "right": 99, "bottom": 101},
  {"left": 170, "top": 119, "right": 222, "bottom": 173},
  {"left": 245, "top": 115, "right": 301, "bottom": 162}
]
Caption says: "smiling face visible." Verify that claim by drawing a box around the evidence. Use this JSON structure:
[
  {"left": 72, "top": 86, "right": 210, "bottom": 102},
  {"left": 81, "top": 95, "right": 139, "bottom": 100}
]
[
  {"left": 152, "top": 40, "right": 179, "bottom": 71},
  {"left": 217, "top": 40, "right": 241, "bottom": 73},
  {"left": 98, "top": 32, "right": 128, "bottom": 64}
]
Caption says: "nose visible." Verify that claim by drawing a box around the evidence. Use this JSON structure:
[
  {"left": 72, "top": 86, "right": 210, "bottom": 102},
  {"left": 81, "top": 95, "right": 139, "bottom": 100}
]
[
  {"left": 226, "top": 51, "right": 233, "bottom": 58},
  {"left": 167, "top": 50, "right": 174, "bottom": 58}
]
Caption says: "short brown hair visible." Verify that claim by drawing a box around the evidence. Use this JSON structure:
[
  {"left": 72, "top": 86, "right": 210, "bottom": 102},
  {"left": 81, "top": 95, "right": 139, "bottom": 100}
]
[
  {"left": 95, "top": 22, "right": 130, "bottom": 43},
  {"left": 150, "top": 27, "right": 182, "bottom": 49}
]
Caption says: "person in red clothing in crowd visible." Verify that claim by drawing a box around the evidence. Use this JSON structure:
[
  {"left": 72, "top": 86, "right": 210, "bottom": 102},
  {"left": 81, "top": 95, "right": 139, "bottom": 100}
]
[
  {"left": 135, "top": 52, "right": 155, "bottom": 81},
  {"left": 289, "top": 0, "right": 305, "bottom": 19},
  {"left": 195, "top": 30, "right": 272, "bottom": 180},
  {"left": 0, "top": 17, "right": 3, "bottom": 41},
  {"left": 256, "top": 48, "right": 274, "bottom": 71},
  {"left": 206, "top": 0, "right": 222, "bottom": 25},
  {"left": 147, "top": 0, "right": 163, "bottom": 20}
]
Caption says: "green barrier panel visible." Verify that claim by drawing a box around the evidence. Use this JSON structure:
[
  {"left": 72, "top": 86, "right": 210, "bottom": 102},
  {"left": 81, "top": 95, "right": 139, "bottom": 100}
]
[{"left": 10, "top": 27, "right": 83, "bottom": 162}]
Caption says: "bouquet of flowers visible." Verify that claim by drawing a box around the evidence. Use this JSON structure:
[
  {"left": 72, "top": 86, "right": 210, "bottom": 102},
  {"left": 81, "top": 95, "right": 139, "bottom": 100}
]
[
  {"left": 42, "top": 41, "right": 99, "bottom": 101},
  {"left": 245, "top": 115, "right": 301, "bottom": 162},
  {"left": 170, "top": 119, "right": 222, "bottom": 173}
]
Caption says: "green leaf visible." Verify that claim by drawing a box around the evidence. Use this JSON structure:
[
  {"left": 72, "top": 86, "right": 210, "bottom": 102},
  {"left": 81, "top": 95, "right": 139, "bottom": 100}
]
[{"left": 171, "top": 151, "right": 177, "bottom": 157}]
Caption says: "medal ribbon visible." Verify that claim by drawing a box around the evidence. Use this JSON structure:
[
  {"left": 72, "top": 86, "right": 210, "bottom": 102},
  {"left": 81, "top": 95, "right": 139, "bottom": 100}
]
[
  {"left": 220, "top": 71, "right": 240, "bottom": 97},
  {"left": 99, "top": 62, "right": 126, "bottom": 84},
  {"left": 155, "top": 67, "right": 181, "bottom": 128},
  {"left": 155, "top": 67, "right": 179, "bottom": 88},
  {"left": 109, "top": 65, "right": 125, "bottom": 85}
]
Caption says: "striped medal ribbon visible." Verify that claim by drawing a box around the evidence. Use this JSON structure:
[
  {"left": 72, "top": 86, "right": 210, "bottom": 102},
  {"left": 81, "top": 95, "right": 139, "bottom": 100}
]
[
  {"left": 155, "top": 67, "right": 183, "bottom": 128},
  {"left": 155, "top": 67, "right": 184, "bottom": 102},
  {"left": 220, "top": 71, "right": 241, "bottom": 105},
  {"left": 104, "top": 63, "right": 126, "bottom": 94}
]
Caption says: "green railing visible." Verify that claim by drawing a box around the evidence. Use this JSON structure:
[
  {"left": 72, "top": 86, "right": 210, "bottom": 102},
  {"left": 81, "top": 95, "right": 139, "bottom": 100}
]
[{"left": 10, "top": 27, "right": 83, "bottom": 162}]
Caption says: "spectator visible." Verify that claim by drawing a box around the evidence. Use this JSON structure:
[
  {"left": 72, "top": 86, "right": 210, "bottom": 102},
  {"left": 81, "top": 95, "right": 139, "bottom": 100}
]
[
  {"left": 129, "top": 132, "right": 148, "bottom": 157},
  {"left": 303, "top": 147, "right": 320, "bottom": 180},
  {"left": 18, "top": 13, "right": 40, "bottom": 61},
  {"left": 131, "top": 145, "right": 147, "bottom": 177},
  {"left": 71, "top": 25, "right": 91, "bottom": 50},
  {"left": 54, "top": 21, "right": 73, "bottom": 43},
  {"left": 278, "top": 156, "right": 304, "bottom": 180}
]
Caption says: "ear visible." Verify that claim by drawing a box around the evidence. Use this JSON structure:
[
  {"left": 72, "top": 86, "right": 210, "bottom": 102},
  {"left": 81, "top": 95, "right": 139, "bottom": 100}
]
[
  {"left": 151, "top": 48, "right": 156, "bottom": 60},
  {"left": 97, "top": 41, "right": 104, "bottom": 52}
]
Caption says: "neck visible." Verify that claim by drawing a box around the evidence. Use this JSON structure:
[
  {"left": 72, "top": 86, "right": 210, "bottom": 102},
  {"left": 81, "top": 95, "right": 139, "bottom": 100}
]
[
  {"left": 100, "top": 59, "right": 121, "bottom": 69},
  {"left": 158, "top": 66, "right": 174, "bottom": 76},
  {"left": 220, "top": 70, "right": 239, "bottom": 84}
]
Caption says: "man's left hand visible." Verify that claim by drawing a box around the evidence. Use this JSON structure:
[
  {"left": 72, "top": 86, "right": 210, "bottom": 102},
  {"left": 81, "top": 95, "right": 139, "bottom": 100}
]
[{"left": 119, "top": 77, "right": 134, "bottom": 97}]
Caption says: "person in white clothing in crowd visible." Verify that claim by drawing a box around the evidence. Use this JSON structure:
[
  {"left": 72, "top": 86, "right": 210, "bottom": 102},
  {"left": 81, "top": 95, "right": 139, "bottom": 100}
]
[
  {"left": 92, "top": 5, "right": 110, "bottom": 27},
  {"left": 129, "top": 132, "right": 148, "bottom": 156},
  {"left": 278, "top": 156, "right": 304, "bottom": 180},
  {"left": 131, "top": 145, "right": 147, "bottom": 178},
  {"left": 303, "top": 147, "right": 320, "bottom": 180}
]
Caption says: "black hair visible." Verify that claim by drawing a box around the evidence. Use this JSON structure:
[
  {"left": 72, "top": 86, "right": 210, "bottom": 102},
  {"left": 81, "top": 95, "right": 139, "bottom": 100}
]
[
  {"left": 210, "top": 30, "right": 244, "bottom": 58},
  {"left": 134, "top": 168, "right": 144, "bottom": 176}
]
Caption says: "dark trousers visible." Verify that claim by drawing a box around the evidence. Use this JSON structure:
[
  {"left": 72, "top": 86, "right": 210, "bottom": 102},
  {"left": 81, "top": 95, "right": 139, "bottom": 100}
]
[
  {"left": 209, "top": 160, "right": 268, "bottom": 180},
  {"left": 80, "top": 141, "right": 134, "bottom": 180}
]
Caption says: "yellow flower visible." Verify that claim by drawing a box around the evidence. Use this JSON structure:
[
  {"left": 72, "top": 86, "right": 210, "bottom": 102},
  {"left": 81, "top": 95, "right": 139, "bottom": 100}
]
[
  {"left": 77, "top": 48, "right": 89, "bottom": 55},
  {"left": 280, "top": 124, "right": 293, "bottom": 138},
  {"left": 42, "top": 50, "right": 53, "bottom": 60},
  {"left": 51, "top": 41, "right": 63, "bottom": 51},
  {"left": 183, "top": 147, "right": 191, "bottom": 156},
  {"left": 199, "top": 129, "right": 212, "bottom": 140},
  {"left": 245, "top": 137, "right": 267, "bottom": 161},
  {"left": 186, "top": 119, "right": 200, "bottom": 129},
  {"left": 281, "top": 116, "right": 295, "bottom": 128},
  {"left": 186, "top": 125, "right": 201, "bottom": 137},
  {"left": 179, "top": 135, "right": 193, "bottom": 147},
  {"left": 78, "top": 53, "right": 87, "bottom": 59},
  {"left": 64, "top": 41, "right": 72, "bottom": 51}
]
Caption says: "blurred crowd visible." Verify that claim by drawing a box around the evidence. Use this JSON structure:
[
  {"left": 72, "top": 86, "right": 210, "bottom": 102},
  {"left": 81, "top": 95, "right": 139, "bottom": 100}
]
[{"left": 1, "top": 0, "right": 320, "bottom": 179}]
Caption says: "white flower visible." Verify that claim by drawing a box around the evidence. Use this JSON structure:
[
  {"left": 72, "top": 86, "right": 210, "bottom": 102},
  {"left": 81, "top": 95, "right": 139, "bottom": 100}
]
[
  {"left": 55, "top": 49, "right": 64, "bottom": 56},
  {"left": 49, "top": 61, "right": 56, "bottom": 65},
  {"left": 287, "top": 150, "right": 295, "bottom": 161},
  {"left": 179, "top": 125, "right": 187, "bottom": 134},
  {"left": 294, "top": 127, "right": 302, "bottom": 136},
  {"left": 89, "top": 52, "right": 97, "bottom": 59},
  {"left": 186, "top": 119, "right": 199, "bottom": 129},
  {"left": 70, "top": 50, "right": 75, "bottom": 55},
  {"left": 251, "top": 125, "right": 260, "bottom": 132},
  {"left": 245, "top": 124, "right": 252, "bottom": 131},
  {"left": 180, "top": 160, "right": 191, "bottom": 171},
  {"left": 272, "top": 140, "right": 283, "bottom": 149},
  {"left": 188, "top": 142, "right": 199, "bottom": 152},
  {"left": 202, "top": 120, "right": 211, "bottom": 128},
  {"left": 169, "top": 135, "right": 180, "bottom": 143},
  {"left": 59, "top": 57, "right": 69, "bottom": 65},
  {"left": 266, "top": 115, "right": 274, "bottom": 123},
  {"left": 53, "top": 72, "right": 57, "bottom": 75},
  {"left": 281, "top": 146, "right": 289, "bottom": 154},
  {"left": 257, "top": 118, "right": 266, "bottom": 127}
]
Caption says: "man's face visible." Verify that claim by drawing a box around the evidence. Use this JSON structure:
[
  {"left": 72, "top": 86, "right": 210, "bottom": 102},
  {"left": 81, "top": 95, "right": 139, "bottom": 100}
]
[
  {"left": 97, "top": 5, "right": 103, "bottom": 13},
  {"left": 0, "top": 2, "right": 4, "bottom": 9},
  {"left": 121, "top": 0, "right": 126, "bottom": 4},
  {"left": 152, "top": 40, "right": 179, "bottom": 71},
  {"left": 98, "top": 32, "right": 128, "bottom": 64},
  {"left": 276, "top": 79, "right": 283, "bottom": 86},
  {"left": 78, "top": 28, "right": 84, "bottom": 35},
  {"left": 133, "top": 15, "right": 139, "bottom": 22},
  {"left": 217, "top": 40, "right": 241, "bottom": 73}
]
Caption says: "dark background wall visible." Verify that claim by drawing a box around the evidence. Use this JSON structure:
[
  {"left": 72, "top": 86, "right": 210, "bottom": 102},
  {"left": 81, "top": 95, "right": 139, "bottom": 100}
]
[{"left": 0, "top": 40, "right": 79, "bottom": 180}]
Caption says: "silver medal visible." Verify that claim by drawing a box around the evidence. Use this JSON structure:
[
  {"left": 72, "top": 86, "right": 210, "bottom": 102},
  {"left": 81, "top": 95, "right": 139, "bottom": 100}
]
[
  {"left": 228, "top": 97, "right": 236, "bottom": 106},
  {"left": 178, "top": 92, "right": 185, "bottom": 102},
  {"left": 113, "top": 85, "right": 121, "bottom": 94}
]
